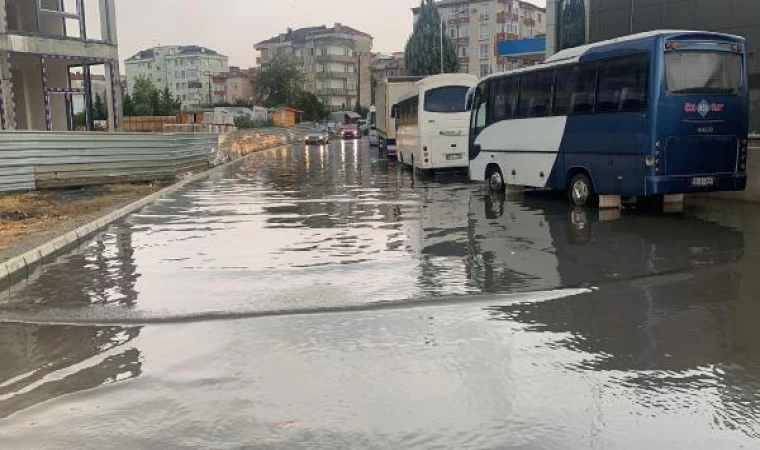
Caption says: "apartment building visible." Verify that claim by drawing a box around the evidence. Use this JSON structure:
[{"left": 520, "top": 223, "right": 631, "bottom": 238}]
[
  {"left": 413, "top": 0, "right": 547, "bottom": 78},
  {"left": 212, "top": 66, "right": 257, "bottom": 105},
  {"left": 255, "top": 23, "right": 372, "bottom": 112},
  {"left": 0, "top": 0, "right": 121, "bottom": 131},
  {"left": 125, "top": 45, "right": 229, "bottom": 110},
  {"left": 371, "top": 52, "right": 406, "bottom": 81}
]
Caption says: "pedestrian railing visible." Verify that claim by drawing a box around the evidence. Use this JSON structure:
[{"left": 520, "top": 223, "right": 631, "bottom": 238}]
[{"left": 0, "top": 131, "right": 218, "bottom": 193}]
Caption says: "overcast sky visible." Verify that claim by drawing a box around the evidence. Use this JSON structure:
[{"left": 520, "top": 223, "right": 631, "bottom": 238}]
[{"left": 116, "top": 0, "right": 546, "bottom": 69}]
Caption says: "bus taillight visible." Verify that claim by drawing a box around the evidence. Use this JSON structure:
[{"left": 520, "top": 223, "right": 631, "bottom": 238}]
[
  {"left": 732, "top": 44, "right": 743, "bottom": 53},
  {"left": 664, "top": 42, "right": 681, "bottom": 51}
]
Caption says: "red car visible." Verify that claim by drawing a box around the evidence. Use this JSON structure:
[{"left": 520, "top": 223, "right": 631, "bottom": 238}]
[{"left": 341, "top": 125, "right": 360, "bottom": 140}]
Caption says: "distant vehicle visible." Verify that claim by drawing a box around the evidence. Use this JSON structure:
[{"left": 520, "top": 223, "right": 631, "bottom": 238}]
[
  {"left": 304, "top": 126, "right": 329, "bottom": 145},
  {"left": 393, "top": 74, "right": 478, "bottom": 172},
  {"left": 376, "top": 77, "right": 424, "bottom": 156},
  {"left": 367, "top": 106, "right": 379, "bottom": 146},
  {"left": 341, "top": 124, "right": 361, "bottom": 140},
  {"left": 467, "top": 30, "right": 750, "bottom": 208}
]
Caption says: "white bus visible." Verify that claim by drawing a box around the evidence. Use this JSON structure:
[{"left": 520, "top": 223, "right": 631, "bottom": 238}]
[{"left": 393, "top": 74, "right": 478, "bottom": 172}]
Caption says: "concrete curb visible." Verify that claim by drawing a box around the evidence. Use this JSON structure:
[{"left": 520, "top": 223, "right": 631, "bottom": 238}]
[{"left": 0, "top": 140, "right": 292, "bottom": 292}]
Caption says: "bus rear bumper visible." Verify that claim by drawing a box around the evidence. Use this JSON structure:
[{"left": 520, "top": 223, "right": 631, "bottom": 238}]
[{"left": 646, "top": 174, "right": 747, "bottom": 195}]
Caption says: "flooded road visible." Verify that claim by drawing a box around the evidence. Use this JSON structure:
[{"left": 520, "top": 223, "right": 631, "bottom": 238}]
[{"left": 1, "top": 138, "right": 759, "bottom": 448}]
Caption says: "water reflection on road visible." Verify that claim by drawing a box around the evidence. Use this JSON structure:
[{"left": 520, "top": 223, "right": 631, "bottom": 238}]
[{"left": 0, "top": 138, "right": 759, "bottom": 447}]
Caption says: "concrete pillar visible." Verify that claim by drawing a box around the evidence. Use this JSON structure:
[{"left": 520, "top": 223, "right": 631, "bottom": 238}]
[
  {"left": 546, "top": 0, "right": 557, "bottom": 57},
  {"left": 99, "top": 0, "right": 117, "bottom": 45},
  {"left": 0, "top": 53, "right": 16, "bottom": 129},
  {"left": 104, "top": 60, "right": 122, "bottom": 131}
]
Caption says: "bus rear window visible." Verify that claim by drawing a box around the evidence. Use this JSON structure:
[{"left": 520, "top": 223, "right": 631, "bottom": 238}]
[
  {"left": 424, "top": 86, "right": 470, "bottom": 113},
  {"left": 665, "top": 52, "right": 742, "bottom": 95}
]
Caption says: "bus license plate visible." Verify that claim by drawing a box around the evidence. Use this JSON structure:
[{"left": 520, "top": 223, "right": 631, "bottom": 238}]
[
  {"left": 446, "top": 154, "right": 463, "bottom": 160},
  {"left": 692, "top": 177, "right": 715, "bottom": 187}
]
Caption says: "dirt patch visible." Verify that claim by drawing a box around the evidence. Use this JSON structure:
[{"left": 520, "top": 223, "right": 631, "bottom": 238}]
[{"left": 0, "top": 182, "right": 165, "bottom": 263}]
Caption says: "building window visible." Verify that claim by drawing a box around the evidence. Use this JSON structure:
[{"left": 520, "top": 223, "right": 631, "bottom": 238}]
[
  {"left": 538, "top": 13, "right": 542, "bottom": 24},
  {"left": 460, "top": 63, "right": 469, "bottom": 74},
  {"left": 450, "top": 27, "right": 457, "bottom": 39},
  {"left": 497, "top": 63, "right": 505, "bottom": 73},
  {"left": 458, "top": 44, "right": 468, "bottom": 58},
  {"left": 321, "top": 47, "right": 328, "bottom": 56},
  {"left": 480, "top": 24, "right": 488, "bottom": 40},
  {"left": 459, "top": 25, "right": 469, "bottom": 38},
  {"left": 480, "top": 43, "right": 489, "bottom": 58},
  {"left": 480, "top": 63, "right": 490, "bottom": 77},
  {"left": 479, "top": 2, "right": 489, "bottom": 21},
  {"left": 176, "top": 83, "right": 180, "bottom": 89}
]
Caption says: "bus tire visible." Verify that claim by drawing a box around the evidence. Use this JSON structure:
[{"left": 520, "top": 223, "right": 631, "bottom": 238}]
[
  {"left": 568, "top": 173, "right": 596, "bottom": 207},
  {"left": 486, "top": 165, "right": 505, "bottom": 193}
]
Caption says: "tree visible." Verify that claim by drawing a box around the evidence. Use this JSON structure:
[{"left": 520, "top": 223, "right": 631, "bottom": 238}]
[
  {"left": 93, "top": 93, "right": 107, "bottom": 120},
  {"left": 256, "top": 58, "right": 303, "bottom": 107},
  {"left": 131, "top": 76, "right": 157, "bottom": 116},
  {"left": 158, "top": 87, "right": 181, "bottom": 116},
  {"left": 293, "top": 92, "right": 326, "bottom": 122},
  {"left": 405, "top": 0, "right": 459, "bottom": 76},
  {"left": 122, "top": 93, "right": 136, "bottom": 116}
]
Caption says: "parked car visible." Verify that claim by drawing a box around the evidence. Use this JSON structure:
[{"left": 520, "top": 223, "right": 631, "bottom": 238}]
[
  {"left": 341, "top": 125, "right": 361, "bottom": 140},
  {"left": 304, "top": 127, "right": 329, "bottom": 145}
]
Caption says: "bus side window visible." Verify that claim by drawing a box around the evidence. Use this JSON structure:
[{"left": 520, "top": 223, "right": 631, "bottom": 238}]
[
  {"left": 596, "top": 54, "right": 649, "bottom": 113},
  {"left": 516, "top": 71, "right": 553, "bottom": 118},
  {"left": 555, "top": 64, "right": 597, "bottom": 115},
  {"left": 490, "top": 77, "right": 519, "bottom": 123}
]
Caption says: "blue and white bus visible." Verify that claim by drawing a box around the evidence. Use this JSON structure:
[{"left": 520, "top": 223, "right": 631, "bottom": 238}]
[{"left": 467, "top": 30, "right": 750, "bottom": 207}]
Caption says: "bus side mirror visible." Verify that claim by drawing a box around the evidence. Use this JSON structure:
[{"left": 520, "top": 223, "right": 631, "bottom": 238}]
[
  {"left": 391, "top": 105, "right": 399, "bottom": 119},
  {"left": 465, "top": 89, "right": 474, "bottom": 112}
]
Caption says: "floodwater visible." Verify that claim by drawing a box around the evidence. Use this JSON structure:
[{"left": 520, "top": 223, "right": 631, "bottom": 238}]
[{"left": 1, "top": 138, "right": 759, "bottom": 448}]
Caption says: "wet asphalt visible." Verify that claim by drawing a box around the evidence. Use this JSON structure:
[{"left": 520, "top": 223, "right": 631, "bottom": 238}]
[{"left": 0, "top": 137, "right": 759, "bottom": 448}]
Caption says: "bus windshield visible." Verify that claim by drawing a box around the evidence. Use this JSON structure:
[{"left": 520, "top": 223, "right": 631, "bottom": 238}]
[
  {"left": 424, "top": 86, "right": 470, "bottom": 113},
  {"left": 665, "top": 51, "right": 742, "bottom": 95}
]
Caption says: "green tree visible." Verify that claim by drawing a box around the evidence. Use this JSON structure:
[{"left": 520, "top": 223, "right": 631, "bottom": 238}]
[
  {"left": 158, "top": 87, "right": 181, "bottom": 116},
  {"left": 405, "top": 0, "right": 459, "bottom": 76},
  {"left": 294, "top": 92, "right": 326, "bottom": 122},
  {"left": 256, "top": 58, "right": 303, "bottom": 107},
  {"left": 93, "top": 93, "right": 107, "bottom": 120},
  {"left": 131, "top": 76, "right": 158, "bottom": 116},
  {"left": 122, "top": 93, "right": 136, "bottom": 116}
]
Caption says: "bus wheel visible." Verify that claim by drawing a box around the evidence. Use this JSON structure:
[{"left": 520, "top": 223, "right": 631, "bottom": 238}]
[
  {"left": 486, "top": 166, "right": 505, "bottom": 193},
  {"left": 569, "top": 173, "right": 595, "bottom": 207}
]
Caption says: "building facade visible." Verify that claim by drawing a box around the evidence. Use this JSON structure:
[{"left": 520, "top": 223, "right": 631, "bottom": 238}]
[
  {"left": 0, "top": 0, "right": 121, "bottom": 131},
  {"left": 212, "top": 66, "right": 257, "bottom": 105},
  {"left": 125, "top": 45, "right": 229, "bottom": 110},
  {"left": 413, "top": 0, "right": 547, "bottom": 78},
  {"left": 546, "top": 0, "right": 760, "bottom": 132},
  {"left": 255, "top": 23, "right": 373, "bottom": 112}
]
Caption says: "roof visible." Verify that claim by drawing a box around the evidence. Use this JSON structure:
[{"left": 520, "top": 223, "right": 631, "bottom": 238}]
[
  {"left": 413, "top": 0, "right": 545, "bottom": 13},
  {"left": 126, "top": 45, "right": 224, "bottom": 61},
  {"left": 256, "top": 23, "right": 372, "bottom": 47},
  {"left": 481, "top": 30, "right": 744, "bottom": 84}
]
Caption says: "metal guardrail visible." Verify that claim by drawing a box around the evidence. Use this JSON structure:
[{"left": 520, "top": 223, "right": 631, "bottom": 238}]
[{"left": 0, "top": 132, "right": 218, "bottom": 193}]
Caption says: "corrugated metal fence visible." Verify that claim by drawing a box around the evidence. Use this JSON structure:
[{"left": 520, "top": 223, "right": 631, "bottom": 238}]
[{"left": 0, "top": 132, "right": 218, "bottom": 193}]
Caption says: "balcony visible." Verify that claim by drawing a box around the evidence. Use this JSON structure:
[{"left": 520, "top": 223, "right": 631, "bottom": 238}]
[
  {"left": 447, "top": 16, "right": 469, "bottom": 25},
  {"left": 496, "top": 32, "right": 519, "bottom": 42},
  {"left": 497, "top": 11, "right": 519, "bottom": 23},
  {"left": 314, "top": 54, "right": 356, "bottom": 64},
  {"left": 317, "top": 87, "right": 358, "bottom": 96},
  {"left": 315, "top": 71, "right": 357, "bottom": 80}
]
